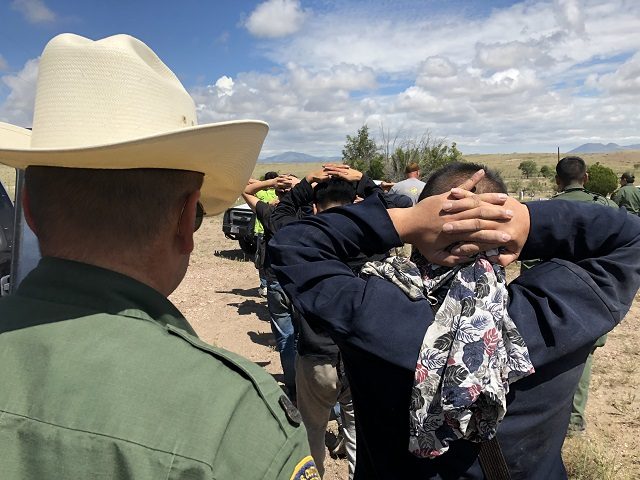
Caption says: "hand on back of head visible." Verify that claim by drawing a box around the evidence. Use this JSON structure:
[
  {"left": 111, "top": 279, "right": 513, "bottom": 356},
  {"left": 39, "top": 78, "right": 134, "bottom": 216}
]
[
  {"left": 390, "top": 170, "right": 530, "bottom": 267},
  {"left": 322, "top": 164, "right": 363, "bottom": 182}
]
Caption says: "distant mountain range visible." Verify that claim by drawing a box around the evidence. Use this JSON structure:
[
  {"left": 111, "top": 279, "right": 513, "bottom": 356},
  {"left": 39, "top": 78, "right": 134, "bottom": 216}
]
[
  {"left": 568, "top": 143, "right": 640, "bottom": 153},
  {"left": 259, "top": 151, "right": 341, "bottom": 163}
]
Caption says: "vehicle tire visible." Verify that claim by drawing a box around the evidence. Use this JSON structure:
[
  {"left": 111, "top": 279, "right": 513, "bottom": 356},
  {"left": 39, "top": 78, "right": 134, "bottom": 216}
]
[{"left": 238, "top": 235, "right": 257, "bottom": 255}]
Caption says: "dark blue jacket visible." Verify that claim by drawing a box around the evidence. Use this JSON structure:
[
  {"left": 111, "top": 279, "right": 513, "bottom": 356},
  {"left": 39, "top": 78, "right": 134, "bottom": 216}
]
[{"left": 269, "top": 195, "right": 640, "bottom": 479}]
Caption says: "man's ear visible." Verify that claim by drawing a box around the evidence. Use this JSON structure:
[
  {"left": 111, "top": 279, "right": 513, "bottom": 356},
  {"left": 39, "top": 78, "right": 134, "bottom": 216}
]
[
  {"left": 583, "top": 173, "right": 589, "bottom": 184},
  {"left": 176, "top": 190, "right": 200, "bottom": 255},
  {"left": 22, "top": 185, "right": 38, "bottom": 235}
]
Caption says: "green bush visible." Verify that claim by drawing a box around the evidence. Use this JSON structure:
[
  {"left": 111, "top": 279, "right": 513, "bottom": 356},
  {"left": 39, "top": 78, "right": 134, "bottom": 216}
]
[
  {"left": 540, "top": 165, "right": 555, "bottom": 180},
  {"left": 585, "top": 163, "right": 618, "bottom": 196}
]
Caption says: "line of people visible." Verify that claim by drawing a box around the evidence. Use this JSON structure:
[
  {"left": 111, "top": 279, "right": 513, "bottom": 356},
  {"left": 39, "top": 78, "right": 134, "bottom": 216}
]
[{"left": 243, "top": 164, "right": 413, "bottom": 478}]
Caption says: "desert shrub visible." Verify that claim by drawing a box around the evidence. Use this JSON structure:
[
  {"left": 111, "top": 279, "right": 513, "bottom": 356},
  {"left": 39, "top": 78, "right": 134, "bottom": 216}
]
[
  {"left": 540, "top": 165, "right": 555, "bottom": 180},
  {"left": 585, "top": 163, "right": 618, "bottom": 196}
]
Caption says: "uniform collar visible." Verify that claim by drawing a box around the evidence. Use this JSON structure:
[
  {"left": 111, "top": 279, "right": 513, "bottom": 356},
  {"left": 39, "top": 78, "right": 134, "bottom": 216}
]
[
  {"left": 14, "top": 257, "right": 197, "bottom": 335},
  {"left": 562, "top": 183, "right": 585, "bottom": 192}
]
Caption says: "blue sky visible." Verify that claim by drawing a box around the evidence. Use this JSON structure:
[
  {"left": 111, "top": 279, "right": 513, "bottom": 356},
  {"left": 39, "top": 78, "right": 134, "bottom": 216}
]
[{"left": 1, "top": 0, "right": 640, "bottom": 155}]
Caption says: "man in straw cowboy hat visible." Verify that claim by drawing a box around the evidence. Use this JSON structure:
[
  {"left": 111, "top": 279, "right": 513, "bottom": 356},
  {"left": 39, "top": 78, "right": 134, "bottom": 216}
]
[{"left": 0, "top": 33, "right": 322, "bottom": 479}]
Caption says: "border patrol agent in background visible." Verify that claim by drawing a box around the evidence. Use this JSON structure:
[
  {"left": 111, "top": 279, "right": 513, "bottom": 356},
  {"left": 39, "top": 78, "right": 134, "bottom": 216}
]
[
  {"left": 546, "top": 156, "right": 616, "bottom": 434},
  {"left": 551, "top": 156, "right": 618, "bottom": 208},
  {"left": 0, "top": 33, "right": 317, "bottom": 480},
  {"left": 611, "top": 171, "right": 640, "bottom": 215}
]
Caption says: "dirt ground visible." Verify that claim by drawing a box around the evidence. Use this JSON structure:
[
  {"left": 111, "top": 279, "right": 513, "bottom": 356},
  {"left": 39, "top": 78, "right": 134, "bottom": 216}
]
[{"left": 172, "top": 214, "right": 640, "bottom": 480}]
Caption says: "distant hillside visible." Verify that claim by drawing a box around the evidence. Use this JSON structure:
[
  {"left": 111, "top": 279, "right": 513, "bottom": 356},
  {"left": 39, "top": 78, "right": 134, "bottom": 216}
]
[
  {"left": 569, "top": 143, "right": 640, "bottom": 153},
  {"left": 259, "top": 151, "right": 341, "bottom": 163}
]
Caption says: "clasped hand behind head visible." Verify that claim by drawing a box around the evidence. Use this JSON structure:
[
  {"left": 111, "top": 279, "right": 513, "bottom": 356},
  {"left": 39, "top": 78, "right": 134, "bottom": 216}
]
[{"left": 389, "top": 169, "right": 530, "bottom": 266}]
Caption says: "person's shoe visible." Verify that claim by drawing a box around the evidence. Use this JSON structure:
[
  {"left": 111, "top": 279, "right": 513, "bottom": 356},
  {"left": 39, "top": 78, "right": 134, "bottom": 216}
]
[
  {"left": 566, "top": 422, "right": 586, "bottom": 436},
  {"left": 258, "top": 286, "right": 267, "bottom": 298}
]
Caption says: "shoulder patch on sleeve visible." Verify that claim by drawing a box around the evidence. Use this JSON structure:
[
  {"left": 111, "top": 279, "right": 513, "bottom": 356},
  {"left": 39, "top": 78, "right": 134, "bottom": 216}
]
[{"left": 290, "top": 456, "right": 320, "bottom": 480}]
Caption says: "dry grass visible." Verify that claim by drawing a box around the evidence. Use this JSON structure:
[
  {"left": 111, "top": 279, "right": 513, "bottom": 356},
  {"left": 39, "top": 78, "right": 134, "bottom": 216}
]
[{"left": 563, "top": 436, "right": 630, "bottom": 480}]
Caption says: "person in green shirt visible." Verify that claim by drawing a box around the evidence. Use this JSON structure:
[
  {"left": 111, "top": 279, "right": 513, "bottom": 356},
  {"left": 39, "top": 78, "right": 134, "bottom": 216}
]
[
  {"left": 611, "top": 171, "right": 640, "bottom": 214},
  {"left": 544, "top": 156, "right": 615, "bottom": 433},
  {"left": 254, "top": 171, "right": 279, "bottom": 297},
  {"left": 550, "top": 156, "right": 618, "bottom": 208},
  {"left": 0, "top": 33, "right": 317, "bottom": 480}
]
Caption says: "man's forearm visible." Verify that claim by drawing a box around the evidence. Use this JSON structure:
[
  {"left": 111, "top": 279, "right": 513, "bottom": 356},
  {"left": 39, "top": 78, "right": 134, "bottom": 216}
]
[
  {"left": 521, "top": 201, "right": 640, "bottom": 262},
  {"left": 244, "top": 179, "right": 277, "bottom": 195}
]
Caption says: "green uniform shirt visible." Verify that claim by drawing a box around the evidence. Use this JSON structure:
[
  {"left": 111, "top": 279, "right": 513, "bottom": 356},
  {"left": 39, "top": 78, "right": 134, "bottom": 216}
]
[
  {"left": 255, "top": 189, "right": 278, "bottom": 234},
  {"left": 551, "top": 183, "right": 618, "bottom": 208},
  {"left": 520, "top": 184, "right": 616, "bottom": 271},
  {"left": 611, "top": 184, "right": 640, "bottom": 214},
  {"left": 0, "top": 257, "right": 318, "bottom": 480}
]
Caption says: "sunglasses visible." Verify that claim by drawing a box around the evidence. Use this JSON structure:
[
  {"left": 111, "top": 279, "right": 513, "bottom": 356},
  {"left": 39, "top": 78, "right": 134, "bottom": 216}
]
[{"left": 179, "top": 199, "right": 206, "bottom": 233}]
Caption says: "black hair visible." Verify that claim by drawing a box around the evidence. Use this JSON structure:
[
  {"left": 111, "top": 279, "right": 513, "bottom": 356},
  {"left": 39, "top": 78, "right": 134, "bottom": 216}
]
[
  {"left": 622, "top": 172, "right": 635, "bottom": 184},
  {"left": 313, "top": 178, "right": 357, "bottom": 211},
  {"left": 418, "top": 162, "right": 507, "bottom": 200},
  {"left": 556, "top": 156, "right": 587, "bottom": 185},
  {"left": 263, "top": 171, "right": 278, "bottom": 181}
]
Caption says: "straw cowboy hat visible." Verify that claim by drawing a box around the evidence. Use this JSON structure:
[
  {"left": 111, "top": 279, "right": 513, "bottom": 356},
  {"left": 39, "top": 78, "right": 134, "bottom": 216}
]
[{"left": 0, "top": 33, "right": 268, "bottom": 215}]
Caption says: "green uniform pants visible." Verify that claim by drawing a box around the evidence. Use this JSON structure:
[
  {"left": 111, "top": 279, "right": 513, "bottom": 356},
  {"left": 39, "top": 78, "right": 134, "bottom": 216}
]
[{"left": 569, "top": 334, "right": 606, "bottom": 430}]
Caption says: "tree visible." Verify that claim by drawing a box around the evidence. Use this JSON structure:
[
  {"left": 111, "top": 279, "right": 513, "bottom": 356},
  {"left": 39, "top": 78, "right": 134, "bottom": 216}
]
[
  {"left": 379, "top": 129, "right": 463, "bottom": 181},
  {"left": 368, "top": 154, "right": 386, "bottom": 180},
  {"left": 585, "top": 162, "right": 618, "bottom": 196},
  {"left": 518, "top": 160, "right": 538, "bottom": 179},
  {"left": 540, "top": 165, "right": 555, "bottom": 180},
  {"left": 342, "top": 125, "right": 378, "bottom": 177},
  {"left": 344, "top": 124, "right": 464, "bottom": 180},
  {"left": 423, "top": 140, "right": 463, "bottom": 174}
]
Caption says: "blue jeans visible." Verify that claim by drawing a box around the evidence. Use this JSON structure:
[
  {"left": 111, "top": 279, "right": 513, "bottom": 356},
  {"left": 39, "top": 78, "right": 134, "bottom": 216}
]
[{"left": 266, "top": 280, "right": 296, "bottom": 396}]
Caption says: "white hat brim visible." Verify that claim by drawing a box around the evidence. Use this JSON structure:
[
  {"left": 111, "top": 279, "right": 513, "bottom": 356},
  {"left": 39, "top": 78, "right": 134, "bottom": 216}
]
[{"left": 0, "top": 120, "right": 268, "bottom": 215}]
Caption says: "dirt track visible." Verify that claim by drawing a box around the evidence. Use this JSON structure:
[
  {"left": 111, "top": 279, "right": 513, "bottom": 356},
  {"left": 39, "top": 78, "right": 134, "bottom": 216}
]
[{"left": 172, "top": 214, "right": 640, "bottom": 480}]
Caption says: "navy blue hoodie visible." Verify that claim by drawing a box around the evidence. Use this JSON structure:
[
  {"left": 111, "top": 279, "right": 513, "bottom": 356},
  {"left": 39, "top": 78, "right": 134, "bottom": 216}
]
[{"left": 269, "top": 196, "right": 640, "bottom": 480}]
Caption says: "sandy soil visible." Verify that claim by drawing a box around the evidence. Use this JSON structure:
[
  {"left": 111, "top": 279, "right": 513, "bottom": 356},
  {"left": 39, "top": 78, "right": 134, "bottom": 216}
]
[{"left": 172, "top": 214, "right": 640, "bottom": 480}]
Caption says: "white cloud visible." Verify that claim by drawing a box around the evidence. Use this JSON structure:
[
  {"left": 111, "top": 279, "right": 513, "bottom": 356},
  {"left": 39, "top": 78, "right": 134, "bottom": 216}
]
[
  {"left": 244, "top": 0, "right": 306, "bottom": 38},
  {"left": 214, "top": 75, "right": 235, "bottom": 97},
  {"left": 419, "top": 56, "right": 457, "bottom": 78},
  {"left": 474, "top": 40, "right": 555, "bottom": 70},
  {"left": 0, "top": 55, "right": 7, "bottom": 71},
  {"left": 554, "top": 0, "right": 586, "bottom": 35},
  {"left": 287, "top": 63, "right": 377, "bottom": 93},
  {"left": 585, "top": 52, "right": 640, "bottom": 95},
  {"left": 11, "top": 0, "right": 56, "bottom": 24},
  {"left": 0, "top": 58, "right": 39, "bottom": 127}
]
